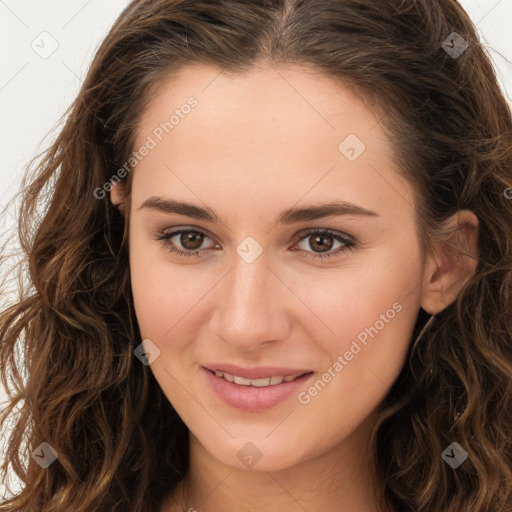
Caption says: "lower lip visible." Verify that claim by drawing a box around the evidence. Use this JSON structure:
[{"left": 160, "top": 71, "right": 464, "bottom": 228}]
[{"left": 202, "top": 367, "right": 313, "bottom": 412}]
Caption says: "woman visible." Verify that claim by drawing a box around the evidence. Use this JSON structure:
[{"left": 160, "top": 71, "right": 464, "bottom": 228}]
[{"left": 1, "top": 1, "right": 511, "bottom": 511}]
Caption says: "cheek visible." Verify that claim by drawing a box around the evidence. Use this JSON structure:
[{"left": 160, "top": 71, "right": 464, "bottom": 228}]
[
  {"left": 283, "top": 246, "right": 422, "bottom": 346},
  {"left": 128, "top": 226, "right": 231, "bottom": 373},
  {"left": 288, "top": 264, "right": 421, "bottom": 449},
  {"left": 286, "top": 251, "right": 423, "bottom": 413},
  {"left": 129, "top": 248, "right": 208, "bottom": 346}
]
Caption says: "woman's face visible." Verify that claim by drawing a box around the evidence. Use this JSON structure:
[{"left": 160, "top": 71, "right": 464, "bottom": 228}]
[{"left": 120, "top": 63, "right": 432, "bottom": 471}]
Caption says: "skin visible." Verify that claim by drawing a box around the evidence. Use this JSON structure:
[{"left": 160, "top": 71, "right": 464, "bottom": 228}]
[{"left": 110, "top": 63, "right": 479, "bottom": 512}]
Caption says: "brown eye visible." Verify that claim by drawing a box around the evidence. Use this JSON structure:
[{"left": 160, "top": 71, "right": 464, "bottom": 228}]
[
  {"left": 293, "top": 228, "right": 355, "bottom": 260},
  {"left": 156, "top": 227, "right": 355, "bottom": 260},
  {"left": 180, "top": 231, "right": 204, "bottom": 250},
  {"left": 308, "top": 233, "right": 334, "bottom": 253},
  {"left": 156, "top": 228, "right": 216, "bottom": 257}
]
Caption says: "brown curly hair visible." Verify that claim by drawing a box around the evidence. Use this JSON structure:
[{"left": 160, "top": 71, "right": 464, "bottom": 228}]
[{"left": 1, "top": 0, "right": 512, "bottom": 511}]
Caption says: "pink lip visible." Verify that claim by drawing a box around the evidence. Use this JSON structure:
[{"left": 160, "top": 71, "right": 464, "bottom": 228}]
[{"left": 202, "top": 366, "right": 314, "bottom": 412}]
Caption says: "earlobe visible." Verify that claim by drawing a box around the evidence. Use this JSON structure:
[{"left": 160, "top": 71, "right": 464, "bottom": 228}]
[
  {"left": 110, "top": 180, "right": 125, "bottom": 215},
  {"left": 421, "top": 210, "right": 479, "bottom": 315}
]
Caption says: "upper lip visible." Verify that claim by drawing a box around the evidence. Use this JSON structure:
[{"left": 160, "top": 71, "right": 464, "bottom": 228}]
[{"left": 203, "top": 363, "right": 312, "bottom": 380}]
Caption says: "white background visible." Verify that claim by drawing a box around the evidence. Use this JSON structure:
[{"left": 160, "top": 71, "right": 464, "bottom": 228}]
[{"left": 0, "top": 0, "right": 511, "bottom": 498}]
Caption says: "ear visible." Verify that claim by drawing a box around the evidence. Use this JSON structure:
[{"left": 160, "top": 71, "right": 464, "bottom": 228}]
[
  {"left": 421, "top": 210, "right": 479, "bottom": 315},
  {"left": 110, "top": 180, "right": 125, "bottom": 216}
]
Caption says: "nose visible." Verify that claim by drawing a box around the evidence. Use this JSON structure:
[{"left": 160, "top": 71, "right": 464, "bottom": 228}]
[{"left": 208, "top": 248, "right": 290, "bottom": 352}]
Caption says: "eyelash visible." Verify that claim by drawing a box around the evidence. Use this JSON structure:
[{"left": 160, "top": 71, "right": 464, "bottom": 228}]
[{"left": 155, "top": 227, "right": 356, "bottom": 261}]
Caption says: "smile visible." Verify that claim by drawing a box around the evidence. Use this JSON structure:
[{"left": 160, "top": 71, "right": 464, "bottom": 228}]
[
  {"left": 211, "top": 370, "right": 305, "bottom": 387},
  {"left": 202, "top": 366, "right": 314, "bottom": 411}
]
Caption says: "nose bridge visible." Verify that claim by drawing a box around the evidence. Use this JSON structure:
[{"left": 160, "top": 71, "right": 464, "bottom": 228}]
[{"left": 210, "top": 240, "right": 288, "bottom": 349}]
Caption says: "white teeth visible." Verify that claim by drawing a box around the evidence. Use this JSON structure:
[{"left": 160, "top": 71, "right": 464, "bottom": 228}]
[
  {"left": 251, "top": 377, "right": 271, "bottom": 387},
  {"left": 213, "top": 371, "right": 303, "bottom": 387},
  {"left": 233, "top": 375, "right": 252, "bottom": 386},
  {"left": 223, "top": 372, "right": 234, "bottom": 383}
]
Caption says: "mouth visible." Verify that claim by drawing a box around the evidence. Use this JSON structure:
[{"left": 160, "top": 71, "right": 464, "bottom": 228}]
[
  {"left": 205, "top": 368, "right": 309, "bottom": 387},
  {"left": 202, "top": 364, "right": 314, "bottom": 411}
]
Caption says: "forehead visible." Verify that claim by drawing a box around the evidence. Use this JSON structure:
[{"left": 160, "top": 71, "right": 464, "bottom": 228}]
[
  {"left": 136, "top": 62, "right": 380, "bottom": 148},
  {"left": 131, "top": 63, "right": 414, "bottom": 222}
]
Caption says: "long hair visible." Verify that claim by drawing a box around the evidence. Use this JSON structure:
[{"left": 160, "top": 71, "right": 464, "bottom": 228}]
[{"left": 1, "top": 1, "right": 511, "bottom": 510}]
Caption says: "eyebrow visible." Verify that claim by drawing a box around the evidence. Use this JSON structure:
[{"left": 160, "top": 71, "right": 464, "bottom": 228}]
[{"left": 139, "top": 196, "right": 379, "bottom": 225}]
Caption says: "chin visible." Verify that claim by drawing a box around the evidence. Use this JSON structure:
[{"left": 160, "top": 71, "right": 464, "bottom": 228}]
[{"left": 196, "top": 432, "right": 315, "bottom": 473}]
